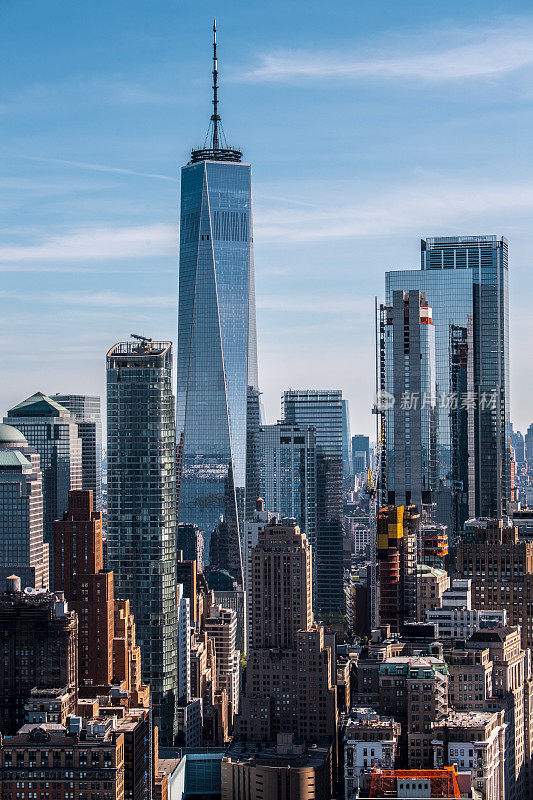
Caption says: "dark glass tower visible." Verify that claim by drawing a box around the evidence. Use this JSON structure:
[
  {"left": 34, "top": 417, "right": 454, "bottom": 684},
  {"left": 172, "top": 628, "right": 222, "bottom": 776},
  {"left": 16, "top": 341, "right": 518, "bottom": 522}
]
[
  {"left": 176, "top": 22, "right": 258, "bottom": 588},
  {"left": 282, "top": 390, "right": 344, "bottom": 616},
  {"left": 106, "top": 337, "right": 178, "bottom": 743},
  {"left": 422, "top": 236, "right": 510, "bottom": 519}
]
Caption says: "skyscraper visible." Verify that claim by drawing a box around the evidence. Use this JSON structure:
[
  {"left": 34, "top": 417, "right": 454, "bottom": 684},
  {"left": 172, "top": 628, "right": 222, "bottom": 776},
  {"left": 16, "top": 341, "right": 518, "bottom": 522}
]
[
  {"left": 257, "top": 421, "right": 317, "bottom": 545},
  {"left": 176, "top": 23, "right": 258, "bottom": 590},
  {"left": 385, "top": 234, "right": 510, "bottom": 530},
  {"left": 237, "top": 519, "right": 338, "bottom": 793},
  {"left": 0, "top": 423, "right": 49, "bottom": 589},
  {"left": 282, "top": 390, "right": 344, "bottom": 615},
  {"left": 381, "top": 290, "right": 437, "bottom": 508},
  {"left": 352, "top": 434, "right": 370, "bottom": 474},
  {"left": 52, "top": 395, "right": 103, "bottom": 511},
  {"left": 106, "top": 337, "right": 178, "bottom": 743},
  {"left": 5, "top": 392, "right": 82, "bottom": 582},
  {"left": 422, "top": 236, "right": 510, "bottom": 519}
]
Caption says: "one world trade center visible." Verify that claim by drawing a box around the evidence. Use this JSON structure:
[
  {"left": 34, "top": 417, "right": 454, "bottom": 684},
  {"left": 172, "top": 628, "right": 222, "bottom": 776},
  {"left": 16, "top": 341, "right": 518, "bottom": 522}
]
[{"left": 176, "top": 22, "right": 258, "bottom": 588}]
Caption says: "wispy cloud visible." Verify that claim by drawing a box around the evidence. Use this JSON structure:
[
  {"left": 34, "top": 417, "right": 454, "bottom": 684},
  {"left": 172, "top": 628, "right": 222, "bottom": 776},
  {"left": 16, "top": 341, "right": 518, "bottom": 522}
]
[
  {"left": 6, "top": 154, "right": 178, "bottom": 182},
  {"left": 239, "top": 22, "right": 533, "bottom": 82},
  {"left": 0, "top": 223, "right": 176, "bottom": 263},
  {"left": 254, "top": 179, "right": 533, "bottom": 242},
  {"left": 0, "top": 290, "right": 175, "bottom": 308}
]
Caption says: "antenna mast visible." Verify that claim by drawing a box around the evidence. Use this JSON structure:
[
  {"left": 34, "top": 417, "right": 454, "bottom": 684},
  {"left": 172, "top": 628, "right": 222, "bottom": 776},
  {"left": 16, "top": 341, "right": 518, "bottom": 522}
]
[
  {"left": 190, "top": 20, "right": 242, "bottom": 163},
  {"left": 211, "top": 19, "right": 220, "bottom": 151}
]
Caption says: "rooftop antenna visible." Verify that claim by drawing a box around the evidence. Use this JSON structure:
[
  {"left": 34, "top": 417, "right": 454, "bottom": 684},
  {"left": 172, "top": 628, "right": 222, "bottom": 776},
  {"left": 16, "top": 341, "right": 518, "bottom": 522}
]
[
  {"left": 212, "top": 19, "right": 220, "bottom": 151},
  {"left": 190, "top": 20, "right": 242, "bottom": 163}
]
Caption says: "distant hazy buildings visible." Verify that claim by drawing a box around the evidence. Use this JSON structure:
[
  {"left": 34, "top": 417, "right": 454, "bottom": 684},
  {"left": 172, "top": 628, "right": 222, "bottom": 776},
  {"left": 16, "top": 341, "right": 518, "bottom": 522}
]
[
  {"left": 52, "top": 394, "right": 103, "bottom": 511},
  {"left": 0, "top": 424, "right": 49, "bottom": 589},
  {"left": 106, "top": 337, "right": 178, "bottom": 743},
  {"left": 176, "top": 38, "right": 258, "bottom": 589},
  {"left": 282, "top": 390, "right": 344, "bottom": 615},
  {"left": 5, "top": 392, "right": 82, "bottom": 581},
  {"left": 352, "top": 434, "right": 370, "bottom": 474}
]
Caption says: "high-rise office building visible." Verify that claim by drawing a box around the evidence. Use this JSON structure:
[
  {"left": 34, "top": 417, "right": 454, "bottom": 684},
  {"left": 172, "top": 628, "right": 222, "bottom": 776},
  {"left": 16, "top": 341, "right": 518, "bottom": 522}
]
[
  {"left": 176, "top": 24, "right": 258, "bottom": 589},
  {"left": 352, "top": 434, "right": 370, "bottom": 474},
  {"left": 106, "top": 337, "right": 178, "bottom": 744},
  {"left": 257, "top": 421, "right": 316, "bottom": 545},
  {"left": 0, "top": 423, "right": 49, "bottom": 589},
  {"left": 282, "top": 390, "right": 344, "bottom": 615},
  {"left": 248, "top": 520, "right": 313, "bottom": 651},
  {"left": 381, "top": 290, "right": 437, "bottom": 508},
  {"left": 386, "top": 235, "right": 510, "bottom": 529},
  {"left": 52, "top": 395, "right": 103, "bottom": 511},
  {"left": 5, "top": 392, "right": 82, "bottom": 583},
  {"left": 422, "top": 236, "right": 510, "bottom": 518},
  {"left": 54, "top": 489, "right": 114, "bottom": 687},
  {"left": 237, "top": 520, "right": 337, "bottom": 796}
]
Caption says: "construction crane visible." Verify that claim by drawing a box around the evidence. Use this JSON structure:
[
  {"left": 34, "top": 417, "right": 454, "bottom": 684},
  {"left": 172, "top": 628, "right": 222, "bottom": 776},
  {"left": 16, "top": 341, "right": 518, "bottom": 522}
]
[
  {"left": 130, "top": 333, "right": 153, "bottom": 352},
  {"left": 365, "top": 417, "right": 385, "bottom": 629}
]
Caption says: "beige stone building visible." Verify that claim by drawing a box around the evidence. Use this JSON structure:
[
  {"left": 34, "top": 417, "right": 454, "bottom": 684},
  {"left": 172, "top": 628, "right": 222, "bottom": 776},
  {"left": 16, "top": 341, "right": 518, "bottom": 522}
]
[{"left": 416, "top": 564, "right": 449, "bottom": 621}]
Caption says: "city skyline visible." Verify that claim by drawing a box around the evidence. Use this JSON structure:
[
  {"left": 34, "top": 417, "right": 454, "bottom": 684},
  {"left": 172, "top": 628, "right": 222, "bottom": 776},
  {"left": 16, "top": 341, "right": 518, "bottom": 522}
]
[{"left": 3, "top": 1, "right": 533, "bottom": 435}]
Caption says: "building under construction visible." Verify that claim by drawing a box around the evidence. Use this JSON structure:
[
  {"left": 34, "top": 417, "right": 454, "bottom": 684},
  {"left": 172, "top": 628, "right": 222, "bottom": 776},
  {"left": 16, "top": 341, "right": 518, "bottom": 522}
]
[{"left": 376, "top": 506, "right": 418, "bottom": 634}]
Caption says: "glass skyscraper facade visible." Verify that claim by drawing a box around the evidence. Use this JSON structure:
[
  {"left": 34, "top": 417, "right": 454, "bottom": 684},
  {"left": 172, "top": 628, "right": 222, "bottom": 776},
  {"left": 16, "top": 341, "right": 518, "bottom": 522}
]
[
  {"left": 257, "top": 421, "right": 317, "bottom": 546},
  {"left": 422, "top": 236, "right": 510, "bottom": 519},
  {"left": 282, "top": 390, "right": 344, "bottom": 615},
  {"left": 385, "top": 235, "right": 510, "bottom": 531},
  {"left": 176, "top": 150, "right": 258, "bottom": 590},
  {"left": 106, "top": 338, "right": 178, "bottom": 743},
  {"left": 352, "top": 434, "right": 370, "bottom": 474},
  {"left": 52, "top": 394, "right": 103, "bottom": 511}
]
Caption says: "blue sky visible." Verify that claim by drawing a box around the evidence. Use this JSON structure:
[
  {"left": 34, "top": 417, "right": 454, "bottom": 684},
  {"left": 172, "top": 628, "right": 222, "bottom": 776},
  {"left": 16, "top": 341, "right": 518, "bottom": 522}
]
[{"left": 2, "top": 0, "right": 533, "bottom": 436}]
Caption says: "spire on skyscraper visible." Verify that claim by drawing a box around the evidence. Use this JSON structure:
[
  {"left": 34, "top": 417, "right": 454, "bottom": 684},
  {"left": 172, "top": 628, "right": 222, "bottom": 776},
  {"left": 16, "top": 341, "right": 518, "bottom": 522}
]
[{"left": 191, "top": 20, "right": 242, "bottom": 163}]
